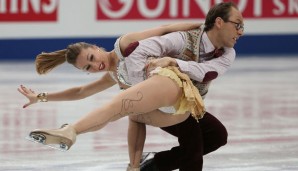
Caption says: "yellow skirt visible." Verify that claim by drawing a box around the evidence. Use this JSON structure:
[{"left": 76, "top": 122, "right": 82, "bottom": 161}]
[{"left": 151, "top": 66, "right": 205, "bottom": 121}]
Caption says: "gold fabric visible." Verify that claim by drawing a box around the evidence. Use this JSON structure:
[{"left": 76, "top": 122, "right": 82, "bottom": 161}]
[{"left": 152, "top": 66, "right": 205, "bottom": 121}]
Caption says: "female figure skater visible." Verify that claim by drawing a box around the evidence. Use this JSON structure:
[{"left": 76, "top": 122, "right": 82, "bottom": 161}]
[{"left": 19, "top": 22, "right": 206, "bottom": 171}]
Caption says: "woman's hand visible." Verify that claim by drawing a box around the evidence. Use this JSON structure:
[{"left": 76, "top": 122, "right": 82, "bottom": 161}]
[{"left": 17, "top": 85, "right": 38, "bottom": 108}]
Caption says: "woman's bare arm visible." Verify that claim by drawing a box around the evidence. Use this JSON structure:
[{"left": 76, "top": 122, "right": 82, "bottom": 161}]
[
  {"left": 121, "top": 22, "right": 202, "bottom": 50},
  {"left": 18, "top": 73, "right": 116, "bottom": 108}
]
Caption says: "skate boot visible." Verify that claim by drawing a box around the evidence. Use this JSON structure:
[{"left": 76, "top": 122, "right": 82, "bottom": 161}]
[
  {"left": 140, "top": 152, "right": 156, "bottom": 165},
  {"left": 26, "top": 124, "right": 76, "bottom": 151},
  {"left": 140, "top": 152, "right": 159, "bottom": 171}
]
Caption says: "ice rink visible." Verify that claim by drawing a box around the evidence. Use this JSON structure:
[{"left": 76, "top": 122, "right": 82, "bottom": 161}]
[{"left": 0, "top": 56, "right": 298, "bottom": 171}]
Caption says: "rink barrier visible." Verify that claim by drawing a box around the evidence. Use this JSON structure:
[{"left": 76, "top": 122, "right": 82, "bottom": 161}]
[{"left": 0, "top": 34, "right": 297, "bottom": 61}]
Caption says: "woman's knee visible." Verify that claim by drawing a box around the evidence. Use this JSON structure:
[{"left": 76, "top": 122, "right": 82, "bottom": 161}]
[{"left": 129, "top": 115, "right": 138, "bottom": 122}]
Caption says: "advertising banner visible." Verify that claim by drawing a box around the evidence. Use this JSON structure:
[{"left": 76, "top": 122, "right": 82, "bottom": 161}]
[{"left": 0, "top": 0, "right": 297, "bottom": 60}]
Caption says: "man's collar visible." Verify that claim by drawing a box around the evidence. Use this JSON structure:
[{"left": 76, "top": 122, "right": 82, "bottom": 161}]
[{"left": 202, "top": 32, "right": 216, "bottom": 53}]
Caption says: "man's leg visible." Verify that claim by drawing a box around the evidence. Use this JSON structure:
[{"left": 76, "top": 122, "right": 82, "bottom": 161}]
[
  {"left": 199, "top": 112, "right": 228, "bottom": 155},
  {"left": 154, "top": 114, "right": 203, "bottom": 171},
  {"left": 144, "top": 112, "right": 228, "bottom": 171}
]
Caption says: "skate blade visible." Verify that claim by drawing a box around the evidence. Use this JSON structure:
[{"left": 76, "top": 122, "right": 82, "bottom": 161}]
[{"left": 25, "top": 134, "right": 69, "bottom": 152}]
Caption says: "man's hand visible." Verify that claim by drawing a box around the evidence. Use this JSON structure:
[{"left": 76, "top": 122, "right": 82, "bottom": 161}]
[{"left": 144, "top": 57, "right": 178, "bottom": 74}]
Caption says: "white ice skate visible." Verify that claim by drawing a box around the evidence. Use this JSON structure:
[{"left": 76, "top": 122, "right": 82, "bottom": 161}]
[{"left": 26, "top": 124, "right": 76, "bottom": 151}]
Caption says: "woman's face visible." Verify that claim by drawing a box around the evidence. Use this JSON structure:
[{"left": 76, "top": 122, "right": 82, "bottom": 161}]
[{"left": 75, "top": 46, "right": 110, "bottom": 73}]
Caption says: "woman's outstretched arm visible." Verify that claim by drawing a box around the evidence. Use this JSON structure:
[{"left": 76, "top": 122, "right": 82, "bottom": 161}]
[
  {"left": 120, "top": 22, "right": 201, "bottom": 51},
  {"left": 126, "top": 22, "right": 201, "bottom": 41},
  {"left": 18, "top": 72, "right": 116, "bottom": 108}
]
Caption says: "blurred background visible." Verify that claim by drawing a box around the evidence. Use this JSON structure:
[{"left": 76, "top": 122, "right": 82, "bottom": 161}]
[
  {"left": 1, "top": 0, "right": 298, "bottom": 171},
  {"left": 0, "top": 0, "right": 297, "bottom": 60}
]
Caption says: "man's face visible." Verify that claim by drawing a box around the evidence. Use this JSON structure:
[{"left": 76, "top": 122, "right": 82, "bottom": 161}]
[{"left": 219, "top": 7, "right": 244, "bottom": 48}]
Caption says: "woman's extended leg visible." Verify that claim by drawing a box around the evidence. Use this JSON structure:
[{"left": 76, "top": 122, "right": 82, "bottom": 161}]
[
  {"left": 73, "top": 75, "right": 182, "bottom": 134},
  {"left": 28, "top": 75, "right": 189, "bottom": 151},
  {"left": 29, "top": 75, "right": 184, "bottom": 151}
]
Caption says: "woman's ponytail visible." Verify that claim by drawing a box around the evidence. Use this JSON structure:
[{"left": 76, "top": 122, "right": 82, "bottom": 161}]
[{"left": 35, "top": 49, "right": 67, "bottom": 75}]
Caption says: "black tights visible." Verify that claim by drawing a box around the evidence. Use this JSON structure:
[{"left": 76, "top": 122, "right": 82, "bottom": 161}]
[{"left": 154, "top": 112, "right": 228, "bottom": 171}]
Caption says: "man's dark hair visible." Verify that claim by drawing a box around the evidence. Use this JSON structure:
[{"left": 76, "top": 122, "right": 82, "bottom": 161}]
[{"left": 204, "top": 2, "right": 238, "bottom": 31}]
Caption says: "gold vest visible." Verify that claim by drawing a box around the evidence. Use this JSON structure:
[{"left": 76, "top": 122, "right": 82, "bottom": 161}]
[{"left": 179, "top": 25, "right": 211, "bottom": 98}]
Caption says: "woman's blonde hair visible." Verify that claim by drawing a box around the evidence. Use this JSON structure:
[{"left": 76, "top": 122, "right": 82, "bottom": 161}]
[{"left": 35, "top": 42, "right": 94, "bottom": 74}]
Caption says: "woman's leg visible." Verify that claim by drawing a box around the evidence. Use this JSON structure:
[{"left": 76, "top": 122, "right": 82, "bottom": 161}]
[
  {"left": 128, "top": 110, "right": 190, "bottom": 168},
  {"left": 30, "top": 75, "right": 191, "bottom": 152},
  {"left": 29, "top": 75, "right": 189, "bottom": 152},
  {"left": 128, "top": 119, "right": 146, "bottom": 169},
  {"left": 73, "top": 75, "right": 182, "bottom": 134}
]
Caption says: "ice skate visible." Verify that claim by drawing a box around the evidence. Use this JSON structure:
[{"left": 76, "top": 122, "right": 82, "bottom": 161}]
[{"left": 26, "top": 124, "right": 76, "bottom": 151}]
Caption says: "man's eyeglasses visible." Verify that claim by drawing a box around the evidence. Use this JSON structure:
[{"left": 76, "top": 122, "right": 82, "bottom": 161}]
[{"left": 227, "top": 20, "right": 244, "bottom": 31}]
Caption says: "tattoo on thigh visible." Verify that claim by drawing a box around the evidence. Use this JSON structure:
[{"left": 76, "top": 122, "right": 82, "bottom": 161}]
[
  {"left": 118, "top": 91, "right": 144, "bottom": 117},
  {"left": 80, "top": 91, "right": 145, "bottom": 133}
]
